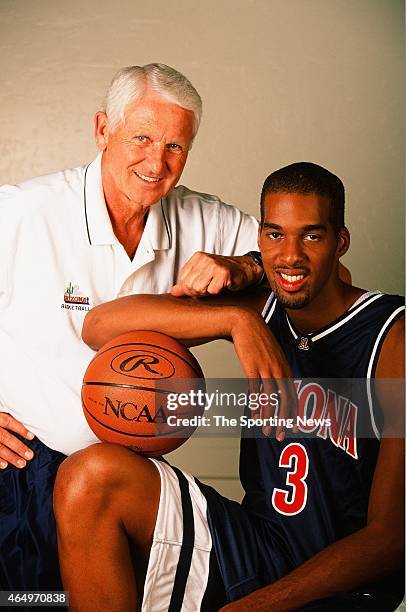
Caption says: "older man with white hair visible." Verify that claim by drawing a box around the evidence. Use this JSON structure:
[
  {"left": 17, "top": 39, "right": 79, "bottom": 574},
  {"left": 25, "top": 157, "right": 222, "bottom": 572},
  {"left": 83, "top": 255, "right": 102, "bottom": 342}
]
[{"left": 0, "top": 63, "right": 275, "bottom": 591}]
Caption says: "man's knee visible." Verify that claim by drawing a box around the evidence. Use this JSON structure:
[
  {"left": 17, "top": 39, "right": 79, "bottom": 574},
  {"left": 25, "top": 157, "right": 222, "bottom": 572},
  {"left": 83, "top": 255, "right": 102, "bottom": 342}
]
[
  {"left": 53, "top": 443, "right": 155, "bottom": 523},
  {"left": 54, "top": 443, "right": 161, "bottom": 554}
]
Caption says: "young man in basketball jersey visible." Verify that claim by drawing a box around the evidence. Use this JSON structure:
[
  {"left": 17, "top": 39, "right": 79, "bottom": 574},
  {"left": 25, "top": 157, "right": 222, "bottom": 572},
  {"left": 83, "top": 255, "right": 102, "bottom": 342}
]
[{"left": 54, "top": 162, "right": 404, "bottom": 611}]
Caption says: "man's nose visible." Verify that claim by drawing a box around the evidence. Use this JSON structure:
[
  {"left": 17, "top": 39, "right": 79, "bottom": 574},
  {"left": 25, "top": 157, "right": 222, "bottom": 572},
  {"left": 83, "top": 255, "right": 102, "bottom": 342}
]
[
  {"left": 281, "top": 237, "right": 304, "bottom": 266},
  {"left": 147, "top": 145, "right": 165, "bottom": 175}
]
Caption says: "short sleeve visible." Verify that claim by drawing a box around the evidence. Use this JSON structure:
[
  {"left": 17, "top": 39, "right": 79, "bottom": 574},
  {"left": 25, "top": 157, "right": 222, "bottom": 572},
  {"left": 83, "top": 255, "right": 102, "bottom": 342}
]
[{"left": 217, "top": 201, "right": 259, "bottom": 255}]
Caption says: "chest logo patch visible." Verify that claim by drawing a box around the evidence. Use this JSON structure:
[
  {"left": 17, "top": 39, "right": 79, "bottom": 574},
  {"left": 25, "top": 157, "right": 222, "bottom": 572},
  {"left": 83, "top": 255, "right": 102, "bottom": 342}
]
[
  {"left": 61, "top": 282, "right": 91, "bottom": 311},
  {"left": 297, "top": 336, "right": 311, "bottom": 351}
]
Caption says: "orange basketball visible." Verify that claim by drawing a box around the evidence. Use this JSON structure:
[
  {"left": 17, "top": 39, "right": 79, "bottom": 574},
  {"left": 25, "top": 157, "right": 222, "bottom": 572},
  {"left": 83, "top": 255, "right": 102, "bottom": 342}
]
[{"left": 82, "top": 331, "right": 205, "bottom": 457}]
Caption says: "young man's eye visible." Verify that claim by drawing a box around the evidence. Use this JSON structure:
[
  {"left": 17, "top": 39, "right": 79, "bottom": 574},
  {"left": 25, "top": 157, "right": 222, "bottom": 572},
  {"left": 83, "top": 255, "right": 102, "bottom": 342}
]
[
  {"left": 304, "top": 234, "right": 320, "bottom": 241},
  {"left": 267, "top": 232, "right": 282, "bottom": 239}
]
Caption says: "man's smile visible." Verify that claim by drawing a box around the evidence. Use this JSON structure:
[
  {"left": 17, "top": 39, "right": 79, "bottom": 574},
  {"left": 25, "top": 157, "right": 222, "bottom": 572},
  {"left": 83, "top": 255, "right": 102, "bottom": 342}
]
[
  {"left": 134, "top": 171, "right": 162, "bottom": 183},
  {"left": 274, "top": 269, "right": 309, "bottom": 292},
  {"left": 280, "top": 272, "right": 304, "bottom": 282}
]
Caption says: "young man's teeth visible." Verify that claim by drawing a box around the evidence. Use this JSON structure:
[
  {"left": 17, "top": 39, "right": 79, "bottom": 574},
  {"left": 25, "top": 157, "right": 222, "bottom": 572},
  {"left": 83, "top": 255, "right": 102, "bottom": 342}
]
[
  {"left": 136, "top": 172, "right": 160, "bottom": 183},
  {"left": 281, "top": 273, "right": 304, "bottom": 282}
]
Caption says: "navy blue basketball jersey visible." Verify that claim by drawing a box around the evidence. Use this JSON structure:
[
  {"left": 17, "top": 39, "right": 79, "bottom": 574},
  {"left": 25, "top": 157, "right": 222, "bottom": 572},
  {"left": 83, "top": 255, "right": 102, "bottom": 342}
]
[{"left": 240, "top": 291, "right": 404, "bottom": 567}]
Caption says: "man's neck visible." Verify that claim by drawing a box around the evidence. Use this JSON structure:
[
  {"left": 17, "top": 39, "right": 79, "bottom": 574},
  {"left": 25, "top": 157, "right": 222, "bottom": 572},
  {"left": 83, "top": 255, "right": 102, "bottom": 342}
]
[
  {"left": 102, "top": 165, "right": 151, "bottom": 260},
  {"left": 286, "top": 281, "right": 365, "bottom": 334},
  {"left": 108, "top": 206, "right": 149, "bottom": 260}
]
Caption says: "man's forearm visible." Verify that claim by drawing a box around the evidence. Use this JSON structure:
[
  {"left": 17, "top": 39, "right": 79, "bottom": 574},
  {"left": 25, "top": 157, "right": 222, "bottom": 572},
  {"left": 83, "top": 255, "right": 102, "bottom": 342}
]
[
  {"left": 82, "top": 294, "right": 248, "bottom": 350},
  {"left": 82, "top": 290, "right": 294, "bottom": 436}
]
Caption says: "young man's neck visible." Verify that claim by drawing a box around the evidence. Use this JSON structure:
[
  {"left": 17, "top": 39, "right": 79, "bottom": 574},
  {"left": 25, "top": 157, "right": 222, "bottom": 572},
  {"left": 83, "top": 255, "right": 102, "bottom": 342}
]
[{"left": 286, "top": 280, "right": 365, "bottom": 333}]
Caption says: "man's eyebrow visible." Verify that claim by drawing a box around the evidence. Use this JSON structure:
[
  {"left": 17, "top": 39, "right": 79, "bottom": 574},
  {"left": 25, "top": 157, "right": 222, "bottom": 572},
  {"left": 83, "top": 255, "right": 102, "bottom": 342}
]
[
  {"left": 302, "top": 224, "right": 327, "bottom": 232},
  {"left": 262, "top": 223, "right": 282, "bottom": 229},
  {"left": 261, "top": 223, "right": 327, "bottom": 231}
]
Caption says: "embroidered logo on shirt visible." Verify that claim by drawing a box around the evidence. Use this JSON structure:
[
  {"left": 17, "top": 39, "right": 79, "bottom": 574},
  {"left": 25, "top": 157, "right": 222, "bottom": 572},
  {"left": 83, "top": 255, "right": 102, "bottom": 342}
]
[
  {"left": 61, "top": 282, "right": 91, "bottom": 311},
  {"left": 297, "top": 336, "right": 311, "bottom": 351}
]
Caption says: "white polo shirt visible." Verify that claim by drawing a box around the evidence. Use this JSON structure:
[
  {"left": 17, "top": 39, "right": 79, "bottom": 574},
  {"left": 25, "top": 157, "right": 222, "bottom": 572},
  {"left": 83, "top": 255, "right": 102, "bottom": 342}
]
[{"left": 0, "top": 155, "right": 259, "bottom": 455}]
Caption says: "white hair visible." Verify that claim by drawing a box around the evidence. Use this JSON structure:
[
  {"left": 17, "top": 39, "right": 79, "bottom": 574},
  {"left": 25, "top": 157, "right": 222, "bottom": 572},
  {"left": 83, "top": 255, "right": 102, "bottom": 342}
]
[{"left": 102, "top": 63, "right": 202, "bottom": 137}]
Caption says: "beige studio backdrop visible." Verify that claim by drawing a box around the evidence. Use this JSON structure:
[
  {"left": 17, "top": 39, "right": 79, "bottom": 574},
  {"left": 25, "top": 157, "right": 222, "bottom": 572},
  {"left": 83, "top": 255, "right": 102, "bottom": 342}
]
[{"left": 0, "top": 0, "right": 404, "bottom": 498}]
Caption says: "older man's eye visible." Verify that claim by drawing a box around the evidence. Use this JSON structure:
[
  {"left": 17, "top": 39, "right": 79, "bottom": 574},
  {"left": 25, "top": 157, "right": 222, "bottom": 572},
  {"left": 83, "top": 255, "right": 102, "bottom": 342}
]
[
  {"left": 167, "top": 143, "right": 182, "bottom": 152},
  {"left": 134, "top": 135, "right": 148, "bottom": 143}
]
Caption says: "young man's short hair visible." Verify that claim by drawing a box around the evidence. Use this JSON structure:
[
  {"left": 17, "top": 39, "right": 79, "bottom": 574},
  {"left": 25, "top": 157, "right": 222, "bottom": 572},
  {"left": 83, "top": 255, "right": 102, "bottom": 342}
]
[{"left": 260, "top": 162, "right": 345, "bottom": 234}]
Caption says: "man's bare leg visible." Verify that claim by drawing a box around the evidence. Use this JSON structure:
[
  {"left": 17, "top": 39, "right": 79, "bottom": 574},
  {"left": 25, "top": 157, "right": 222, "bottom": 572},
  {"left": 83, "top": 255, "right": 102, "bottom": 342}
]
[{"left": 53, "top": 443, "right": 160, "bottom": 612}]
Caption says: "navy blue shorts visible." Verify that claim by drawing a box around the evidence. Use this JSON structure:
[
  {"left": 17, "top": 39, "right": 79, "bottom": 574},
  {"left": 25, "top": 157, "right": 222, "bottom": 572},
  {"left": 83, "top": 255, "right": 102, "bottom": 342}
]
[
  {"left": 197, "top": 479, "right": 292, "bottom": 603},
  {"left": 0, "top": 435, "right": 66, "bottom": 591},
  {"left": 197, "top": 480, "right": 403, "bottom": 611}
]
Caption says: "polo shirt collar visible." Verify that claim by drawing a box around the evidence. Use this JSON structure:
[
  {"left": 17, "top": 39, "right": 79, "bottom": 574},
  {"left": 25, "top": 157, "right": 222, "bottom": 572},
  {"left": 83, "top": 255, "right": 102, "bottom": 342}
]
[
  {"left": 144, "top": 197, "right": 171, "bottom": 251},
  {"left": 83, "top": 153, "right": 116, "bottom": 246},
  {"left": 83, "top": 153, "right": 171, "bottom": 251}
]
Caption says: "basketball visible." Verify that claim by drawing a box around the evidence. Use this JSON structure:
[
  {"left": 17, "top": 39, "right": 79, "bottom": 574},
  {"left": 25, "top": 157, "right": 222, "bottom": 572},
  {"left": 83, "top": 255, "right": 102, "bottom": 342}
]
[{"left": 82, "top": 330, "right": 205, "bottom": 457}]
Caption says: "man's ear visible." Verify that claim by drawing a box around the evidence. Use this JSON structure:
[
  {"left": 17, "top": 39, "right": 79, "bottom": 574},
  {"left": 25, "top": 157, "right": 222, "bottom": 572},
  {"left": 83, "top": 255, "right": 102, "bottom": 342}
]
[
  {"left": 337, "top": 228, "right": 351, "bottom": 284},
  {"left": 337, "top": 226, "right": 350, "bottom": 259},
  {"left": 94, "top": 111, "right": 109, "bottom": 151}
]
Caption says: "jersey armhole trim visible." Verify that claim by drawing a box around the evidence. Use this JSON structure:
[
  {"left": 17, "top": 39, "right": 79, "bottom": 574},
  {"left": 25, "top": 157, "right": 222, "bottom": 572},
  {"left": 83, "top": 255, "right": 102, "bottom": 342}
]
[
  {"left": 261, "top": 293, "right": 276, "bottom": 322},
  {"left": 366, "top": 306, "right": 405, "bottom": 439}
]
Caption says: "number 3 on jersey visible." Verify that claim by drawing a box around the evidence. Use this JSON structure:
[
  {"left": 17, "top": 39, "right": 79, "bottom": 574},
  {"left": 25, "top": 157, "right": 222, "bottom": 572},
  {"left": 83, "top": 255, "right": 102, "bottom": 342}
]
[{"left": 271, "top": 443, "right": 309, "bottom": 516}]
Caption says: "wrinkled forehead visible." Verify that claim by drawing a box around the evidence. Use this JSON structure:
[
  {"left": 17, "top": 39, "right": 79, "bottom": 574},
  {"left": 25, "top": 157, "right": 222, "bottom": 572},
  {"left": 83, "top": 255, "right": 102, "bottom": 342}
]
[{"left": 120, "top": 93, "right": 196, "bottom": 139}]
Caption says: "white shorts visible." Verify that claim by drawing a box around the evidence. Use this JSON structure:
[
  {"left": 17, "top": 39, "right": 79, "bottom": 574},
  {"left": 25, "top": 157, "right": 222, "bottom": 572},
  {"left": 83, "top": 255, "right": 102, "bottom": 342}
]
[{"left": 141, "top": 459, "right": 221, "bottom": 612}]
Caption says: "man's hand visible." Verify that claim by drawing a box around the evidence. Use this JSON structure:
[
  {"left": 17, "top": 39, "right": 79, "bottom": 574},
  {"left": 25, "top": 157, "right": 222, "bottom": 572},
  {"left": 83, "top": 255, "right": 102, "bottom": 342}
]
[
  {"left": 170, "top": 252, "right": 263, "bottom": 297},
  {"left": 0, "top": 413, "right": 35, "bottom": 469},
  {"left": 230, "top": 309, "right": 297, "bottom": 441}
]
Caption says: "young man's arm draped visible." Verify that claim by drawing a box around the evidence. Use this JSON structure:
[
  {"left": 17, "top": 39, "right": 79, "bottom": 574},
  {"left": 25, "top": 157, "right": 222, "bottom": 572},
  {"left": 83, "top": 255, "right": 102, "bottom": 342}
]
[
  {"left": 83, "top": 290, "right": 266, "bottom": 349},
  {"left": 82, "top": 290, "right": 296, "bottom": 439},
  {"left": 82, "top": 290, "right": 293, "bottom": 380},
  {"left": 220, "top": 316, "right": 405, "bottom": 612}
]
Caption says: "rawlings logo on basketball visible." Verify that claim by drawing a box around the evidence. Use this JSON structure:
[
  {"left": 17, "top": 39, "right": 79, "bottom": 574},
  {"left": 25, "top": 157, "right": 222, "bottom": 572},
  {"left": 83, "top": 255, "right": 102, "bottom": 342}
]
[
  {"left": 111, "top": 349, "right": 175, "bottom": 380},
  {"left": 119, "top": 355, "right": 161, "bottom": 375}
]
